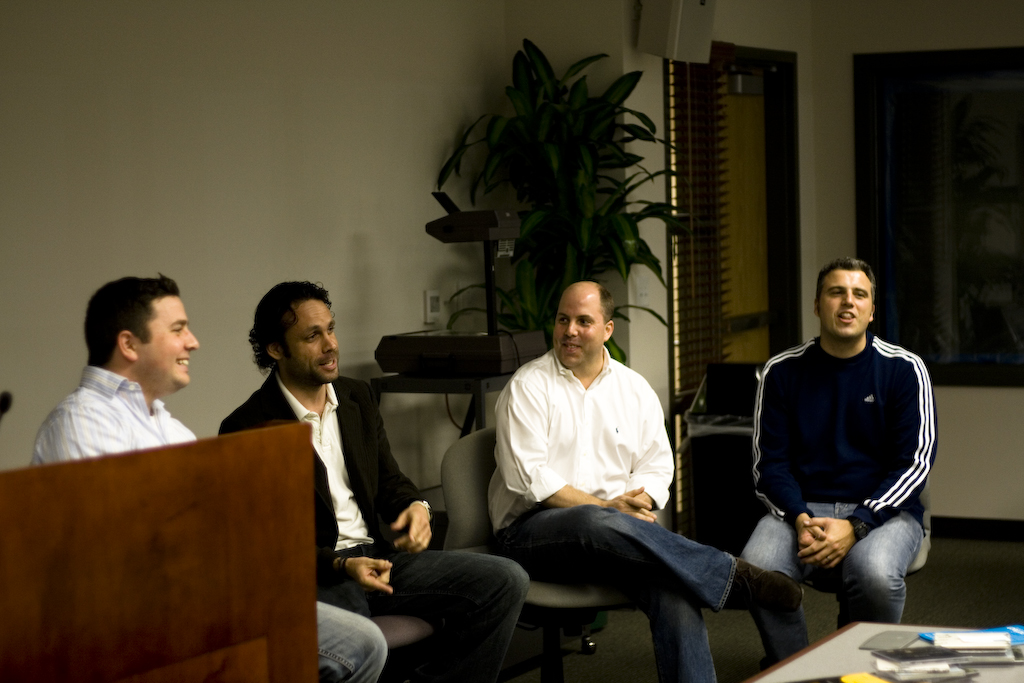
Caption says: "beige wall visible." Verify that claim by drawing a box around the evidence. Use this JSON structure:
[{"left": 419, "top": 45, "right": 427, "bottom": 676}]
[
  {"left": 0, "top": 0, "right": 669, "bottom": 488},
  {"left": 0, "top": 1, "right": 509, "bottom": 483},
  {"left": 2, "top": 0, "right": 1022, "bottom": 520}
]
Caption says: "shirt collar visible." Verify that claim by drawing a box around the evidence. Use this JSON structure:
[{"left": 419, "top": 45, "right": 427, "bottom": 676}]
[
  {"left": 553, "top": 347, "right": 614, "bottom": 384},
  {"left": 275, "top": 372, "right": 337, "bottom": 420},
  {"left": 81, "top": 365, "right": 165, "bottom": 415}
]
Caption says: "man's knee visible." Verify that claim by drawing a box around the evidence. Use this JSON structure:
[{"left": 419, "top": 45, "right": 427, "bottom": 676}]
[
  {"left": 559, "top": 504, "right": 656, "bottom": 537},
  {"left": 461, "top": 552, "right": 530, "bottom": 606},
  {"left": 844, "top": 549, "right": 906, "bottom": 594},
  {"left": 489, "top": 554, "right": 531, "bottom": 601},
  {"left": 741, "top": 514, "right": 797, "bottom": 570},
  {"left": 518, "top": 504, "right": 626, "bottom": 544},
  {"left": 354, "top": 622, "right": 389, "bottom": 672},
  {"left": 316, "top": 603, "right": 388, "bottom": 682},
  {"left": 551, "top": 503, "right": 615, "bottom": 526}
]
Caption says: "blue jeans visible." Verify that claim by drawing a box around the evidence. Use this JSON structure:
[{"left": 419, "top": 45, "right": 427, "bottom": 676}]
[
  {"left": 317, "top": 545, "right": 529, "bottom": 683},
  {"left": 741, "top": 503, "right": 923, "bottom": 664},
  {"left": 497, "top": 505, "right": 739, "bottom": 683},
  {"left": 317, "top": 601, "right": 388, "bottom": 682}
]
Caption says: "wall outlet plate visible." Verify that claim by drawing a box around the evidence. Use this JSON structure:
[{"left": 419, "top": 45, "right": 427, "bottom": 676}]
[{"left": 424, "top": 290, "right": 441, "bottom": 324}]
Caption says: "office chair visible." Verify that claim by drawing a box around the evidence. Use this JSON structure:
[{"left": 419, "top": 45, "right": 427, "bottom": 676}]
[
  {"left": 374, "top": 614, "right": 436, "bottom": 683},
  {"left": 440, "top": 428, "right": 633, "bottom": 683}
]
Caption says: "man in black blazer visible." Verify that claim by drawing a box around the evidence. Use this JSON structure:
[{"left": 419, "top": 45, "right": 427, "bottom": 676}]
[{"left": 220, "top": 281, "right": 528, "bottom": 683}]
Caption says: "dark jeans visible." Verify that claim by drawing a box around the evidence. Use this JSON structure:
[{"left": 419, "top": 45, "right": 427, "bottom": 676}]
[
  {"left": 317, "top": 544, "right": 529, "bottom": 683},
  {"left": 497, "top": 505, "right": 739, "bottom": 683}
]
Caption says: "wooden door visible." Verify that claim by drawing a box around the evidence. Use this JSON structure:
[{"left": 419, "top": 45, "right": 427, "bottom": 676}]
[{"left": 721, "top": 75, "right": 771, "bottom": 363}]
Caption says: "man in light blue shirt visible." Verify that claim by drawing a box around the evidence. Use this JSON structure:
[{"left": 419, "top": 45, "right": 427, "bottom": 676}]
[
  {"left": 33, "top": 275, "right": 199, "bottom": 464},
  {"left": 32, "top": 275, "right": 386, "bottom": 683}
]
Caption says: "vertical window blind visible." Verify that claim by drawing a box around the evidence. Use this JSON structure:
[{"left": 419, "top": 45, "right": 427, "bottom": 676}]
[{"left": 665, "top": 43, "right": 734, "bottom": 534}]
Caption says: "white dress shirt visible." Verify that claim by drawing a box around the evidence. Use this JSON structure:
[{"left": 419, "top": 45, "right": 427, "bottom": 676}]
[
  {"left": 32, "top": 365, "right": 196, "bottom": 464},
  {"left": 276, "top": 374, "right": 373, "bottom": 549},
  {"left": 489, "top": 349, "right": 674, "bottom": 532}
]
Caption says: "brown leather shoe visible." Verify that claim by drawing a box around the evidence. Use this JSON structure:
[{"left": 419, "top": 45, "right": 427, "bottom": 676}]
[{"left": 727, "top": 559, "right": 803, "bottom": 612}]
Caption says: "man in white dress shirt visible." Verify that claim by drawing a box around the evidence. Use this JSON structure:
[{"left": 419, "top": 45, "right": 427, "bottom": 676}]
[
  {"left": 489, "top": 281, "right": 803, "bottom": 683},
  {"left": 32, "top": 275, "right": 386, "bottom": 683}
]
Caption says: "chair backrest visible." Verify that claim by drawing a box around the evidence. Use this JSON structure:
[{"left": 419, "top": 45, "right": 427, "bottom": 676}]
[
  {"left": 440, "top": 427, "right": 498, "bottom": 552},
  {"left": 908, "top": 479, "right": 931, "bottom": 573}
]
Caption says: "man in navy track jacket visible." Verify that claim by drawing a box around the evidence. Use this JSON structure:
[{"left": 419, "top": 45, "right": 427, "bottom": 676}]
[{"left": 742, "top": 257, "right": 936, "bottom": 665}]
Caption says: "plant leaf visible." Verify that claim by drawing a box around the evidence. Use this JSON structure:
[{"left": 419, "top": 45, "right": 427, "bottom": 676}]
[
  {"left": 567, "top": 76, "right": 589, "bottom": 110},
  {"left": 536, "top": 103, "right": 554, "bottom": 142},
  {"left": 620, "top": 106, "right": 658, "bottom": 134},
  {"left": 506, "top": 85, "right": 532, "bottom": 117},
  {"left": 446, "top": 306, "right": 487, "bottom": 330},
  {"left": 437, "top": 144, "right": 470, "bottom": 190},
  {"left": 449, "top": 282, "right": 485, "bottom": 301},
  {"left": 560, "top": 53, "right": 608, "bottom": 85},
  {"left": 543, "top": 142, "right": 561, "bottom": 176},
  {"left": 601, "top": 71, "right": 642, "bottom": 106},
  {"left": 512, "top": 50, "right": 535, "bottom": 102},
  {"left": 575, "top": 171, "right": 595, "bottom": 219},
  {"left": 607, "top": 238, "right": 630, "bottom": 282},
  {"left": 436, "top": 114, "right": 488, "bottom": 189},
  {"left": 619, "top": 122, "right": 657, "bottom": 142},
  {"left": 486, "top": 115, "right": 509, "bottom": 148},
  {"left": 523, "top": 39, "right": 558, "bottom": 101},
  {"left": 609, "top": 213, "right": 639, "bottom": 259},
  {"left": 563, "top": 244, "right": 579, "bottom": 291},
  {"left": 605, "top": 335, "right": 626, "bottom": 363},
  {"left": 634, "top": 241, "right": 665, "bottom": 284},
  {"left": 576, "top": 215, "right": 593, "bottom": 251},
  {"left": 578, "top": 145, "right": 595, "bottom": 180},
  {"left": 518, "top": 208, "right": 549, "bottom": 240},
  {"left": 616, "top": 303, "right": 668, "bottom": 327},
  {"left": 515, "top": 259, "right": 538, "bottom": 316},
  {"left": 482, "top": 147, "right": 508, "bottom": 185}
]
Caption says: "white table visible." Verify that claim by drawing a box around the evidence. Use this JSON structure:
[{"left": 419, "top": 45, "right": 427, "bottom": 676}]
[{"left": 746, "top": 623, "right": 1023, "bottom": 683}]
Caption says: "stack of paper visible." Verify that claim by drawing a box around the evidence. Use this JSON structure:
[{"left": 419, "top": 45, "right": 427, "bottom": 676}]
[
  {"left": 918, "top": 626, "right": 1024, "bottom": 667},
  {"left": 871, "top": 646, "right": 972, "bottom": 681},
  {"left": 920, "top": 625, "right": 1024, "bottom": 649}
]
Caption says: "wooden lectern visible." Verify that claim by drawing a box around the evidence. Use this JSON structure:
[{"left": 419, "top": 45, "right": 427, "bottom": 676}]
[{"left": 0, "top": 423, "right": 317, "bottom": 682}]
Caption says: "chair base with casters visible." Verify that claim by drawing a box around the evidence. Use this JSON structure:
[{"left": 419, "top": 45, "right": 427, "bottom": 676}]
[
  {"left": 440, "top": 427, "right": 635, "bottom": 683},
  {"left": 520, "top": 582, "right": 633, "bottom": 683}
]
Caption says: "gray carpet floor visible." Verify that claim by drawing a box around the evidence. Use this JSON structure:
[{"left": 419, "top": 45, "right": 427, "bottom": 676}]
[{"left": 500, "top": 536, "right": 1024, "bottom": 683}]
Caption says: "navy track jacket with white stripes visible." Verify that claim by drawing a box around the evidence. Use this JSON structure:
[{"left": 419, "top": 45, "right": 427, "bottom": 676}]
[{"left": 752, "top": 332, "right": 936, "bottom": 530}]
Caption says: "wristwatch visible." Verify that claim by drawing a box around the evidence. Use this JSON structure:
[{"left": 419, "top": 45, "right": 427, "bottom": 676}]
[
  {"left": 413, "top": 499, "right": 433, "bottom": 522},
  {"left": 848, "top": 517, "right": 871, "bottom": 542}
]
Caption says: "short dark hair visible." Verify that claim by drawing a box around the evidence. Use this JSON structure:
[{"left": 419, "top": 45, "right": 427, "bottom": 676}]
[
  {"left": 816, "top": 257, "right": 876, "bottom": 301},
  {"left": 595, "top": 283, "right": 615, "bottom": 323},
  {"left": 249, "top": 281, "right": 332, "bottom": 372},
  {"left": 85, "top": 275, "right": 180, "bottom": 367}
]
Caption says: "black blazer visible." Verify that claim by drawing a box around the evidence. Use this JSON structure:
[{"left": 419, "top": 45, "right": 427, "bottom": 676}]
[{"left": 219, "top": 374, "right": 421, "bottom": 585}]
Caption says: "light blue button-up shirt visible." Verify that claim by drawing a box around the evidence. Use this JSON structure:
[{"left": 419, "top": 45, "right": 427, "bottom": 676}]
[{"left": 31, "top": 365, "right": 196, "bottom": 464}]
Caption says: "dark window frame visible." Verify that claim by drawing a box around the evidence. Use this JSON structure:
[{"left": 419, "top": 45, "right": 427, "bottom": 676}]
[{"left": 855, "top": 46, "right": 1024, "bottom": 387}]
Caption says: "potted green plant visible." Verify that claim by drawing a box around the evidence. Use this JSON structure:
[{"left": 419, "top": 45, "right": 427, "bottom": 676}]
[{"left": 437, "top": 39, "right": 684, "bottom": 359}]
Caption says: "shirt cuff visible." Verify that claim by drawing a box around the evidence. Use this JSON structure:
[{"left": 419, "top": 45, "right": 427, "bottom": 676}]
[
  {"left": 627, "top": 476, "right": 670, "bottom": 510},
  {"left": 525, "top": 465, "right": 569, "bottom": 506}
]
